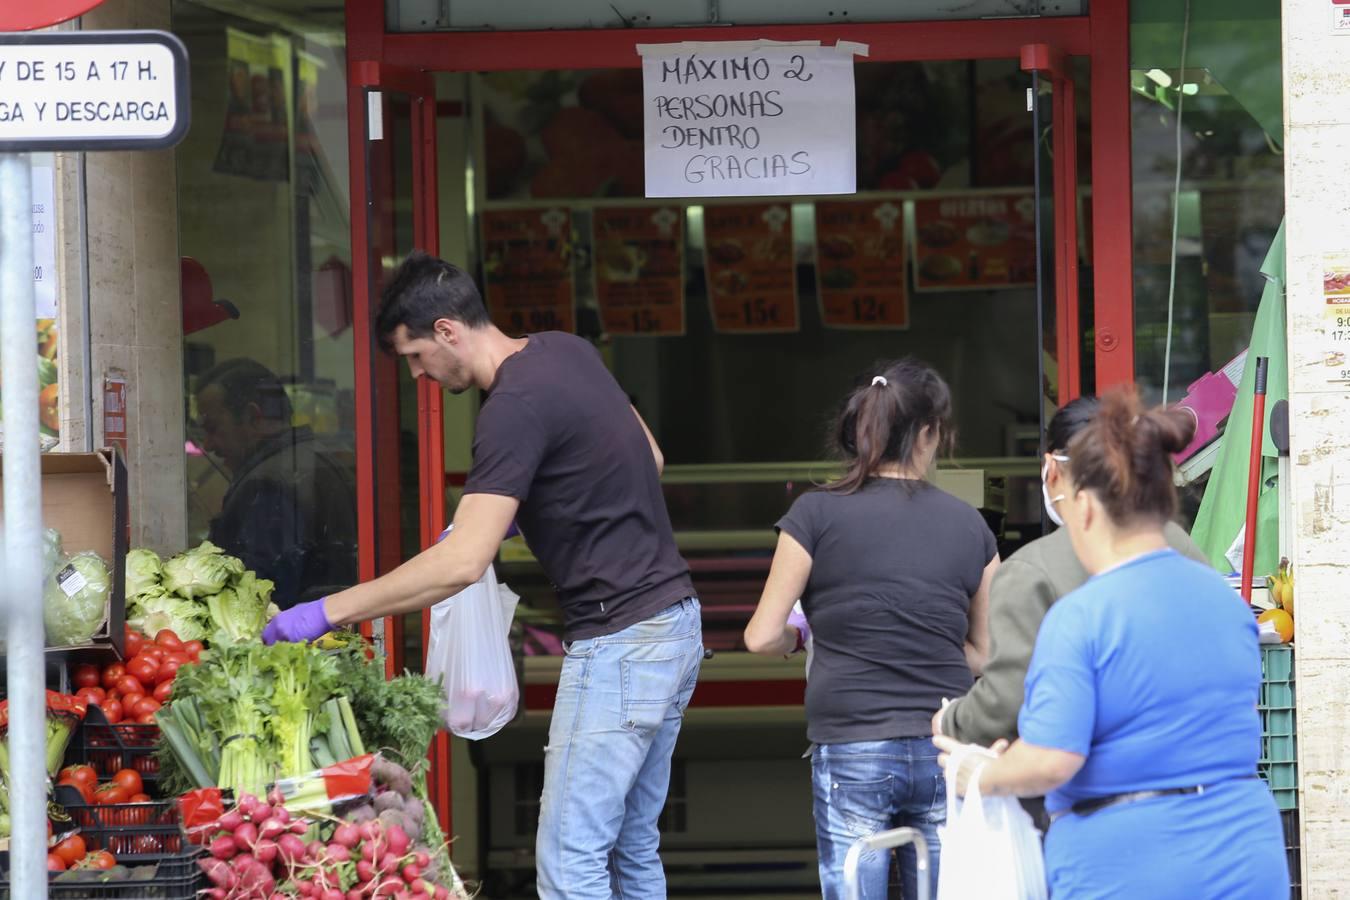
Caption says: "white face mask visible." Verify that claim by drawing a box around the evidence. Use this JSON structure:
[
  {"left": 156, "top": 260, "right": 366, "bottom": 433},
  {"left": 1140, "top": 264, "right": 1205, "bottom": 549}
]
[{"left": 1041, "top": 456, "right": 1069, "bottom": 527}]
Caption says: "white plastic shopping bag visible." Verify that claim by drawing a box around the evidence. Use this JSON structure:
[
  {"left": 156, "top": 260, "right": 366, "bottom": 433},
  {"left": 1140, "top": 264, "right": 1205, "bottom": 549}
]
[
  {"left": 793, "top": 600, "right": 814, "bottom": 679},
  {"left": 936, "top": 744, "right": 1047, "bottom": 900},
  {"left": 424, "top": 526, "right": 520, "bottom": 739}
]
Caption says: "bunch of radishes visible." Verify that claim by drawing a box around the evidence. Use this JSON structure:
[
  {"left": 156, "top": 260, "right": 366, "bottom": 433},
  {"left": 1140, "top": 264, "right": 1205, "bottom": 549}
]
[{"left": 195, "top": 790, "right": 462, "bottom": 899}]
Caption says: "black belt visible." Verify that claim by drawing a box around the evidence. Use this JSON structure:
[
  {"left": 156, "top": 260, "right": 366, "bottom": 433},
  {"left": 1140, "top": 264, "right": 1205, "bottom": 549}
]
[{"left": 1049, "top": 775, "right": 1260, "bottom": 825}]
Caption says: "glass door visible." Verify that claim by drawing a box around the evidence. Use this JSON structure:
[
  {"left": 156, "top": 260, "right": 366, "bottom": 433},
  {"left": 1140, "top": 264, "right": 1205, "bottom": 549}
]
[{"left": 350, "top": 62, "right": 451, "bottom": 830}]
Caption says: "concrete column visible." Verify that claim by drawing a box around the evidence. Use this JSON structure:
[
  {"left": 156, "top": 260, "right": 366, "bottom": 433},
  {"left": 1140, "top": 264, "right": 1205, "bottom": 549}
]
[
  {"left": 62, "top": 0, "right": 187, "bottom": 552},
  {"left": 1282, "top": 1, "right": 1350, "bottom": 894}
]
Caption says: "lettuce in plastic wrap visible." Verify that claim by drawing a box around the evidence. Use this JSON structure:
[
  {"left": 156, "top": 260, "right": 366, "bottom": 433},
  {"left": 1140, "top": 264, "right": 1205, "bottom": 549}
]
[{"left": 43, "top": 551, "right": 110, "bottom": 646}]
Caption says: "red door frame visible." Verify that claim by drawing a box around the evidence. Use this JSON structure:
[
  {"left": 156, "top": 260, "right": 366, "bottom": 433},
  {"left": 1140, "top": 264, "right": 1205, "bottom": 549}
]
[{"left": 345, "top": 0, "right": 1136, "bottom": 836}]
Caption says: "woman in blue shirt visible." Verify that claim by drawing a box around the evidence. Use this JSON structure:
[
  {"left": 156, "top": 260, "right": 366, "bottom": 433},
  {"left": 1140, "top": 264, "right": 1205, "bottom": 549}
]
[{"left": 934, "top": 388, "right": 1288, "bottom": 899}]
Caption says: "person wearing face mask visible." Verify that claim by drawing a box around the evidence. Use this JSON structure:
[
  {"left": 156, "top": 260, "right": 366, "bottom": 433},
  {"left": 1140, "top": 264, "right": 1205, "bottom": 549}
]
[
  {"left": 933, "top": 388, "right": 1287, "bottom": 899},
  {"left": 932, "top": 396, "right": 1207, "bottom": 827}
]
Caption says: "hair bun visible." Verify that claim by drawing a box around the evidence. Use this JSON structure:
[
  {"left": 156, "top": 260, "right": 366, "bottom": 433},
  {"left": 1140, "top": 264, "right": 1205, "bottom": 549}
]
[{"left": 1136, "top": 406, "right": 1197, "bottom": 456}]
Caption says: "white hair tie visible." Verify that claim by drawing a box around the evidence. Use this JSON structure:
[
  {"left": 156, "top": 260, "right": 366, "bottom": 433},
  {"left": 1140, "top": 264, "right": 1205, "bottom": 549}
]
[{"left": 872, "top": 376, "right": 888, "bottom": 387}]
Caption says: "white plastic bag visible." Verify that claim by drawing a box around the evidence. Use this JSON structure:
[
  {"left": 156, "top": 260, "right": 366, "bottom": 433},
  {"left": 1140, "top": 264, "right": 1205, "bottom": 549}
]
[
  {"left": 936, "top": 745, "right": 1047, "bottom": 900},
  {"left": 424, "top": 557, "right": 520, "bottom": 740}
]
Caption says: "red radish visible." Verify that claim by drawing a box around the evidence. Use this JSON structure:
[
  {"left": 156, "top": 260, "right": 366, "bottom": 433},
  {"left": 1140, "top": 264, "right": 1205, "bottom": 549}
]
[
  {"left": 291, "top": 820, "right": 311, "bottom": 834},
  {"left": 254, "top": 838, "right": 278, "bottom": 864},
  {"left": 333, "top": 823, "right": 361, "bottom": 849},
  {"left": 327, "top": 844, "right": 352, "bottom": 863},
  {"left": 323, "top": 891, "right": 344, "bottom": 900},
  {"left": 208, "top": 835, "right": 238, "bottom": 860},
  {"left": 233, "top": 821, "right": 259, "bottom": 851},
  {"left": 361, "top": 843, "right": 378, "bottom": 862},
  {"left": 203, "top": 890, "right": 227, "bottom": 900},
  {"left": 293, "top": 880, "right": 315, "bottom": 897},
  {"left": 357, "top": 822, "right": 380, "bottom": 843},
  {"left": 356, "top": 860, "right": 376, "bottom": 883},
  {"left": 433, "top": 887, "right": 449, "bottom": 900},
  {"left": 278, "top": 833, "right": 308, "bottom": 864},
  {"left": 385, "top": 825, "right": 411, "bottom": 857},
  {"left": 413, "top": 852, "right": 430, "bottom": 869},
  {"left": 380, "top": 853, "right": 399, "bottom": 873},
  {"left": 401, "top": 865, "right": 421, "bottom": 883},
  {"left": 238, "top": 794, "right": 261, "bottom": 817},
  {"left": 219, "top": 809, "right": 244, "bottom": 832},
  {"left": 268, "top": 786, "right": 286, "bottom": 807},
  {"left": 259, "top": 818, "right": 287, "bottom": 841},
  {"left": 308, "top": 840, "right": 327, "bottom": 860},
  {"left": 200, "top": 858, "right": 234, "bottom": 886},
  {"left": 348, "top": 891, "right": 364, "bottom": 900},
  {"left": 230, "top": 853, "right": 257, "bottom": 873},
  {"left": 273, "top": 806, "right": 292, "bottom": 825}
]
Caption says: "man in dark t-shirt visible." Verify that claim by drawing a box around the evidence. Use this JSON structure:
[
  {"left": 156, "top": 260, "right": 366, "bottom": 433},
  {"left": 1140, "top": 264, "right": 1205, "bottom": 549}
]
[{"left": 263, "top": 252, "right": 703, "bottom": 899}]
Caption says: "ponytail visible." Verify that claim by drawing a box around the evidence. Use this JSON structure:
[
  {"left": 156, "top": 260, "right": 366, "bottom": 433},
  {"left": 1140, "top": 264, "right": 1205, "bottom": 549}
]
[
  {"left": 1066, "top": 387, "right": 1196, "bottom": 524},
  {"left": 829, "top": 359, "right": 954, "bottom": 495}
]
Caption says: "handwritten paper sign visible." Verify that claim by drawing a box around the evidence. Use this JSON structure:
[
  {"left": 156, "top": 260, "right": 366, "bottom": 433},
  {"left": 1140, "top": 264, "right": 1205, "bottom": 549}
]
[
  {"left": 814, "top": 200, "right": 909, "bottom": 329},
  {"left": 0, "top": 31, "right": 189, "bottom": 151},
  {"left": 592, "top": 206, "right": 685, "bottom": 336},
  {"left": 703, "top": 203, "right": 799, "bottom": 333},
  {"left": 481, "top": 208, "right": 576, "bottom": 335},
  {"left": 913, "top": 193, "right": 1037, "bottom": 291},
  {"left": 638, "top": 40, "right": 865, "bottom": 198}
]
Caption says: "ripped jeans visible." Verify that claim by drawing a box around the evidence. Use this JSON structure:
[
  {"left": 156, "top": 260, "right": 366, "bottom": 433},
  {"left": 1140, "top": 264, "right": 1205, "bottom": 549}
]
[
  {"left": 811, "top": 737, "right": 946, "bottom": 900},
  {"left": 535, "top": 598, "right": 703, "bottom": 900}
]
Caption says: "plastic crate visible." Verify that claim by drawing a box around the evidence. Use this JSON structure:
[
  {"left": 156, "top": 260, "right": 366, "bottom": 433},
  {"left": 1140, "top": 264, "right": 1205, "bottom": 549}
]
[
  {"left": 0, "top": 859, "right": 203, "bottom": 900},
  {"left": 1282, "top": 808, "right": 1301, "bottom": 900},
  {"left": 1258, "top": 645, "right": 1298, "bottom": 811},
  {"left": 73, "top": 705, "right": 161, "bottom": 786}
]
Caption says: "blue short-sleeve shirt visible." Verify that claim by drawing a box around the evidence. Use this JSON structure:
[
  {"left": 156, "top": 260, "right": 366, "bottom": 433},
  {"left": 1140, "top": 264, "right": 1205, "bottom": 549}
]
[{"left": 1019, "top": 549, "right": 1262, "bottom": 813}]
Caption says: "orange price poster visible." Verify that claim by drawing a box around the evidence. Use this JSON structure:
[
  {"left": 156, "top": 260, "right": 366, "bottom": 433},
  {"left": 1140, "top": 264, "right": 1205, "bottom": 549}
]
[
  {"left": 592, "top": 206, "right": 685, "bottom": 336},
  {"left": 912, "top": 193, "right": 1037, "bottom": 291},
  {"left": 702, "top": 203, "right": 798, "bottom": 333},
  {"left": 480, "top": 207, "right": 576, "bottom": 334},
  {"left": 814, "top": 199, "right": 909, "bottom": 329}
]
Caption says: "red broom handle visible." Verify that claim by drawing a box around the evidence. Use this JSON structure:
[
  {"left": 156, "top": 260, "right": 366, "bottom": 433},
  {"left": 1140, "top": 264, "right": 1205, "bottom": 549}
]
[{"left": 1240, "top": 356, "right": 1270, "bottom": 604}]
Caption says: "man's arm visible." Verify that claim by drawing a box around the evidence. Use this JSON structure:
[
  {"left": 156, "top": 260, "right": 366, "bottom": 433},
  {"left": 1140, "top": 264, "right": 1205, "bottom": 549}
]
[
  {"left": 322, "top": 493, "right": 519, "bottom": 627},
  {"left": 632, "top": 405, "right": 663, "bottom": 475},
  {"left": 938, "top": 558, "right": 1056, "bottom": 746}
]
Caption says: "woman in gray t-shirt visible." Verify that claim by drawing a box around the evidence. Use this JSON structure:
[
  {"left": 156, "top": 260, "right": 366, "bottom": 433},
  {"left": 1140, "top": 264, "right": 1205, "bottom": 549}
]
[{"left": 745, "top": 358, "right": 999, "bottom": 900}]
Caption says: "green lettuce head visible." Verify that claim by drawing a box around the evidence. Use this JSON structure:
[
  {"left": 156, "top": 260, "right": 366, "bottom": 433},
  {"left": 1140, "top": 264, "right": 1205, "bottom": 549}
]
[
  {"left": 127, "top": 587, "right": 208, "bottom": 643},
  {"left": 205, "top": 574, "right": 274, "bottom": 646},
  {"left": 161, "top": 542, "right": 241, "bottom": 600},
  {"left": 125, "top": 548, "right": 163, "bottom": 599},
  {"left": 43, "top": 552, "right": 110, "bottom": 646}
]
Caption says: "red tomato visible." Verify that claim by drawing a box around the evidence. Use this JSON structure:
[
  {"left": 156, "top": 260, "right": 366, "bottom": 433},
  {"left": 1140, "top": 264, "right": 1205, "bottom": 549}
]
[
  {"left": 59, "top": 765, "right": 98, "bottom": 789},
  {"left": 111, "top": 769, "right": 143, "bottom": 796},
  {"left": 73, "top": 664, "right": 101, "bottom": 689},
  {"left": 126, "top": 656, "right": 158, "bottom": 685},
  {"left": 154, "top": 630, "right": 183, "bottom": 651},
  {"left": 47, "top": 853, "right": 66, "bottom": 871},
  {"left": 183, "top": 640, "right": 204, "bottom": 660},
  {"left": 102, "top": 699, "right": 123, "bottom": 724},
  {"left": 75, "top": 687, "right": 106, "bottom": 707},
  {"left": 129, "top": 792, "right": 150, "bottom": 803},
  {"left": 130, "top": 697, "right": 161, "bottom": 718},
  {"left": 100, "top": 663, "right": 126, "bottom": 691},
  {"left": 152, "top": 680, "right": 173, "bottom": 703},
  {"left": 124, "top": 626, "right": 145, "bottom": 657},
  {"left": 84, "top": 851, "right": 116, "bottom": 870},
  {"left": 53, "top": 834, "right": 87, "bottom": 865},
  {"left": 115, "top": 675, "right": 145, "bottom": 697},
  {"left": 120, "top": 692, "right": 145, "bottom": 713},
  {"left": 136, "top": 711, "right": 158, "bottom": 725},
  {"left": 94, "top": 783, "right": 130, "bottom": 805},
  {"left": 139, "top": 645, "right": 166, "bottom": 663},
  {"left": 157, "top": 658, "right": 183, "bottom": 683}
]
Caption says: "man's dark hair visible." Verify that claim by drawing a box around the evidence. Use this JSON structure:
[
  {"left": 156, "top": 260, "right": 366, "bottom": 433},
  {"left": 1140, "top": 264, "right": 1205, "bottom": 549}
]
[
  {"left": 376, "top": 251, "right": 490, "bottom": 348},
  {"left": 195, "top": 358, "right": 292, "bottom": 423}
]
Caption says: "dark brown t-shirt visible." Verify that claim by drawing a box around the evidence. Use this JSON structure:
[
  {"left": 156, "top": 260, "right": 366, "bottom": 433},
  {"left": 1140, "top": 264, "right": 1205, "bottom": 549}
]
[
  {"left": 464, "top": 332, "right": 694, "bottom": 641},
  {"left": 778, "top": 478, "right": 997, "bottom": 744}
]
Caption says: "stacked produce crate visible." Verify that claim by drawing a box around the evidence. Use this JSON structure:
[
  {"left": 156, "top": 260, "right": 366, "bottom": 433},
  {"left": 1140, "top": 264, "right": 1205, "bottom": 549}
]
[{"left": 1259, "top": 644, "right": 1299, "bottom": 899}]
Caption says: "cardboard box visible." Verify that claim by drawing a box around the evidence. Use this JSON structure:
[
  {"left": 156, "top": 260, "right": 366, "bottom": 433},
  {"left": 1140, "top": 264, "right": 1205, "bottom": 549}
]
[{"left": 0, "top": 449, "right": 129, "bottom": 657}]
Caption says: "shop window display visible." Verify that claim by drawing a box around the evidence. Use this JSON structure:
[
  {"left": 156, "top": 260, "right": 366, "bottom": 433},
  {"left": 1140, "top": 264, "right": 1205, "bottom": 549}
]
[{"left": 173, "top": 1, "right": 359, "bottom": 609}]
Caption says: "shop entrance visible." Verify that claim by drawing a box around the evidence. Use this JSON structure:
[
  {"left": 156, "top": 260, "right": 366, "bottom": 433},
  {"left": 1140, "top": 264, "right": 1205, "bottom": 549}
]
[{"left": 347, "top": 4, "right": 1130, "bottom": 895}]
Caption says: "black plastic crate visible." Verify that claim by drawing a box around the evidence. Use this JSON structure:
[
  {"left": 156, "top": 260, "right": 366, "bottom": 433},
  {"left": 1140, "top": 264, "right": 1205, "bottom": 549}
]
[
  {"left": 72, "top": 705, "right": 162, "bottom": 786},
  {"left": 51, "top": 788, "right": 190, "bottom": 873},
  {"left": 0, "top": 861, "right": 203, "bottom": 900},
  {"left": 1283, "top": 808, "right": 1301, "bottom": 900}
]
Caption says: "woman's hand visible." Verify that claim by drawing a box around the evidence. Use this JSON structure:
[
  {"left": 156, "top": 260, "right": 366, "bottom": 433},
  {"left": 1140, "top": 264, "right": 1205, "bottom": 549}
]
[{"left": 932, "top": 734, "right": 1008, "bottom": 797}]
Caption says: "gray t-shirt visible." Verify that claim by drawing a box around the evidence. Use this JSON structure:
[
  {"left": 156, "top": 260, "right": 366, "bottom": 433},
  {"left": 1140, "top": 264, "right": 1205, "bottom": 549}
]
[{"left": 778, "top": 478, "right": 997, "bottom": 745}]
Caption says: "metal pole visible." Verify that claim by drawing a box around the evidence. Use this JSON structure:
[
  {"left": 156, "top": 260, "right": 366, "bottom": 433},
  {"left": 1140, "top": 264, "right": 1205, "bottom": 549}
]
[
  {"left": 1, "top": 151, "right": 48, "bottom": 899},
  {"left": 842, "top": 826, "right": 930, "bottom": 900}
]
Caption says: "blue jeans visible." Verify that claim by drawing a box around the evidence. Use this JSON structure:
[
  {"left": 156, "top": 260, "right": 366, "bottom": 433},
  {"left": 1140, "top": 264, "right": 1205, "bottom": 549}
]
[
  {"left": 811, "top": 738, "right": 945, "bottom": 900},
  {"left": 536, "top": 598, "right": 703, "bottom": 899}
]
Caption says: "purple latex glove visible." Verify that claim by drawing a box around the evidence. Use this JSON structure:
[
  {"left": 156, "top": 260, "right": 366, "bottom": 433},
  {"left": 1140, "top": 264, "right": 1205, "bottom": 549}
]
[
  {"left": 787, "top": 608, "right": 811, "bottom": 652},
  {"left": 262, "top": 597, "right": 333, "bottom": 645}
]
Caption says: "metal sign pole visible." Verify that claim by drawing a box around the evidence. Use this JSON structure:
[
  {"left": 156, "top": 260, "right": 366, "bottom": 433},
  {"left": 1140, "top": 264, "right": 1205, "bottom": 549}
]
[{"left": 1, "top": 150, "right": 47, "bottom": 898}]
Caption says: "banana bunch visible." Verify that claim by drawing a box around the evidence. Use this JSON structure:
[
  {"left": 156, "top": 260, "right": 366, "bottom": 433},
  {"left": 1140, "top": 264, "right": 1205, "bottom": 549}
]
[{"left": 1267, "top": 557, "right": 1294, "bottom": 618}]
